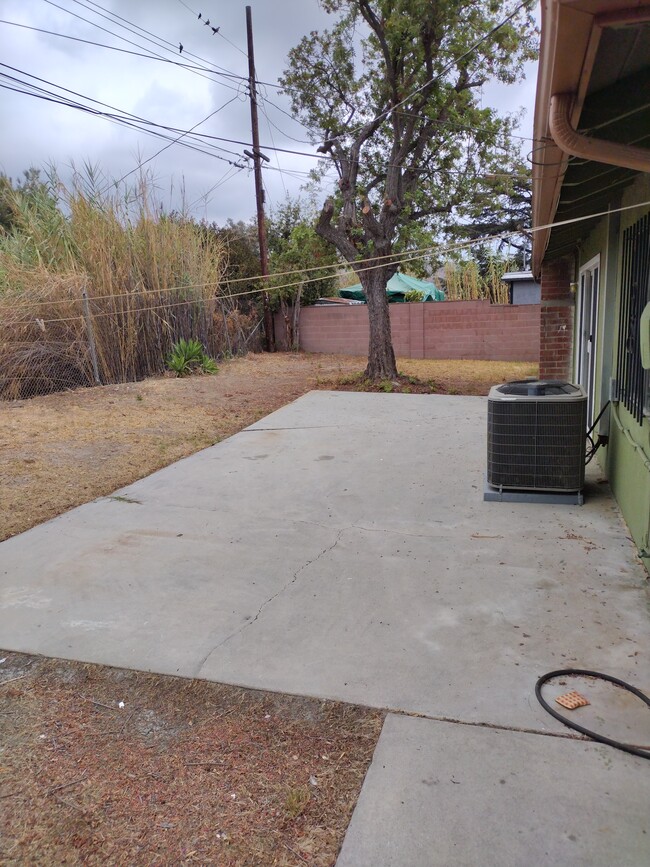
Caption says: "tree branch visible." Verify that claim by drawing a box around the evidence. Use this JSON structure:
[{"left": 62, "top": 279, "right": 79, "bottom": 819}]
[{"left": 316, "top": 198, "right": 360, "bottom": 262}]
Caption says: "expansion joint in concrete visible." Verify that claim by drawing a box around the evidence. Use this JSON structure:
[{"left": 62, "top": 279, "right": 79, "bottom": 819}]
[{"left": 395, "top": 709, "right": 590, "bottom": 744}]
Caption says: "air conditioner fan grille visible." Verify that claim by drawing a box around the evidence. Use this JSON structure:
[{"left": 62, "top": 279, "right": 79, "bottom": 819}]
[{"left": 487, "top": 397, "right": 587, "bottom": 491}]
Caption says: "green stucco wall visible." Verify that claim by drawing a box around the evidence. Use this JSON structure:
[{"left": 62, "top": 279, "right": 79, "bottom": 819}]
[
  {"left": 576, "top": 176, "right": 650, "bottom": 570},
  {"left": 608, "top": 403, "right": 650, "bottom": 564}
]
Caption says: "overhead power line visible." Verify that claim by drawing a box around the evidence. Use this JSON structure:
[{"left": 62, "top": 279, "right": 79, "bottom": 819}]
[
  {"left": 174, "top": 0, "right": 249, "bottom": 58},
  {"left": 0, "top": 62, "right": 245, "bottom": 154},
  {"left": 0, "top": 18, "right": 247, "bottom": 86},
  {"left": 4, "top": 198, "right": 648, "bottom": 321},
  {"left": 39, "top": 0, "right": 242, "bottom": 91},
  {"left": 0, "top": 73, "right": 246, "bottom": 168},
  {"left": 77, "top": 0, "right": 249, "bottom": 77},
  {"left": 0, "top": 62, "right": 540, "bottom": 188},
  {"left": 5, "top": 11, "right": 534, "bottom": 163},
  {"left": 106, "top": 95, "right": 243, "bottom": 190}
]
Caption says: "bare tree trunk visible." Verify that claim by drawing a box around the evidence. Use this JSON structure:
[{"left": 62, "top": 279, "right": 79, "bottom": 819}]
[
  {"left": 279, "top": 296, "right": 291, "bottom": 350},
  {"left": 359, "top": 266, "right": 397, "bottom": 380},
  {"left": 292, "top": 284, "right": 303, "bottom": 352},
  {"left": 315, "top": 199, "right": 398, "bottom": 380}
]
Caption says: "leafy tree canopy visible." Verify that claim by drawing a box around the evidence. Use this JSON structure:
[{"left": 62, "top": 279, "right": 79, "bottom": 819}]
[
  {"left": 267, "top": 197, "right": 340, "bottom": 350},
  {"left": 280, "top": 0, "right": 536, "bottom": 377},
  {"left": 198, "top": 218, "right": 261, "bottom": 312},
  {"left": 267, "top": 197, "right": 339, "bottom": 307},
  {"left": 447, "top": 153, "right": 532, "bottom": 263}
]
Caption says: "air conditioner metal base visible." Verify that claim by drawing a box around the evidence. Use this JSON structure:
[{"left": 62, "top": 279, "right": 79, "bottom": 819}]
[{"left": 483, "top": 476, "right": 584, "bottom": 505}]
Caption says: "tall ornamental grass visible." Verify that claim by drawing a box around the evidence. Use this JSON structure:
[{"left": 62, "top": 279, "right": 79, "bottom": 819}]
[
  {"left": 444, "top": 256, "right": 515, "bottom": 304},
  {"left": 0, "top": 171, "right": 239, "bottom": 399}
]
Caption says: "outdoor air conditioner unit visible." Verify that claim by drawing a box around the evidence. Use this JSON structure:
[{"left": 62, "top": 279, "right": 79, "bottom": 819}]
[{"left": 487, "top": 380, "right": 587, "bottom": 493}]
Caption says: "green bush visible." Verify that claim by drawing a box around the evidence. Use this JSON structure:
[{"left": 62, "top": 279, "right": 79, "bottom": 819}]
[
  {"left": 404, "top": 289, "right": 425, "bottom": 303},
  {"left": 167, "top": 338, "right": 218, "bottom": 377}
]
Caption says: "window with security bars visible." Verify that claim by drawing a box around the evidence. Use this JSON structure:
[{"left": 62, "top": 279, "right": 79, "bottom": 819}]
[{"left": 617, "top": 212, "right": 650, "bottom": 424}]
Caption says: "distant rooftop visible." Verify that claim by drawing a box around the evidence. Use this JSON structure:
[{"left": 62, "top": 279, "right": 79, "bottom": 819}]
[{"left": 501, "top": 271, "right": 537, "bottom": 283}]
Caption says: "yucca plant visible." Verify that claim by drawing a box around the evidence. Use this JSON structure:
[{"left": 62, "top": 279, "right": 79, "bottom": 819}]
[{"left": 166, "top": 338, "right": 218, "bottom": 376}]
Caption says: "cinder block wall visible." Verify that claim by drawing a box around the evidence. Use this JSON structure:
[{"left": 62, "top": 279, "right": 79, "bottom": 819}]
[
  {"left": 275, "top": 300, "right": 540, "bottom": 361},
  {"left": 539, "top": 257, "right": 574, "bottom": 379}
]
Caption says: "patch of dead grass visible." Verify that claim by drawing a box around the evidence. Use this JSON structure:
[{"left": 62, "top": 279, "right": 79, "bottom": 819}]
[{"left": 397, "top": 359, "right": 538, "bottom": 395}]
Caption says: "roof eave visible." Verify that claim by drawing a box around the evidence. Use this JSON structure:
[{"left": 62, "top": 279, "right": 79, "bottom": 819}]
[{"left": 531, "top": 0, "right": 604, "bottom": 277}]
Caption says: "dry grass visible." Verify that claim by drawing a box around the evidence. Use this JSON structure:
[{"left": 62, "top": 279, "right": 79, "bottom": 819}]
[
  {"left": 397, "top": 358, "right": 538, "bottom": 394},
  {"left": 444, "top": 257, "right": 516, "bottom": 303},
  {"left": 0, "top": 652, "right": 383, "bottom": 866},
  {"left": 324, "top": 358, "right": 537, "bottom": 395},
  {"left": 0, "top": 353, "right": 536, "bottom": 542},
  {"left": 0, "top": 174, "right": 250, "bottom": 400}
]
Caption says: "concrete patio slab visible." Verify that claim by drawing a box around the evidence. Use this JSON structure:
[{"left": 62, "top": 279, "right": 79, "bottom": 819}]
[
  {"left": 1, "top": 391, "right": 648, "bottom": 736},
  {"left": 336, "top": 714, "right": 650, "bottom": 867}
]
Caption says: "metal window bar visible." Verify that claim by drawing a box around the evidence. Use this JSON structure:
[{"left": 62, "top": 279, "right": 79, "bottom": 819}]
[{"left": 617, "top": 212, "right": 650, "bottom": 425}]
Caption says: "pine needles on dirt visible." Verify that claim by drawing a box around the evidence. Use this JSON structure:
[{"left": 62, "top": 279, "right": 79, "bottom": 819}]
[{"left": 0, "top": 652, "right": 383, "bottom": 866}]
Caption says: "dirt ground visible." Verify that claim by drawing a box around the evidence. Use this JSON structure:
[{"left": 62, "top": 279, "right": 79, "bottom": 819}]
[
  {"left": 0, "top": 352, "right": 536, "bottom": 542},
  {"left": 0, "top": 351, "right": 536, "bottom": 865},
  {"left": 0, "top": 652, "right": 383, "bottom": 866}
]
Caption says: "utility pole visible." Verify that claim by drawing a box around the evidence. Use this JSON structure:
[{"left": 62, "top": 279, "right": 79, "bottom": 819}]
[{"left": 245, "top": 5, "right": 274, "bottom": 352}]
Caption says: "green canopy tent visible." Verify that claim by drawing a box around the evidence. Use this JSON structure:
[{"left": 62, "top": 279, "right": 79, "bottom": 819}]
[{"left": 339, "top": 272, "right": 445, "bottom": 303}]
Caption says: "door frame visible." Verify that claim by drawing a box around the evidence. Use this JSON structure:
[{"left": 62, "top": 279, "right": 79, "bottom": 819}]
[{"left": 575, "top": 254, "right": 601, "bottom": 425}]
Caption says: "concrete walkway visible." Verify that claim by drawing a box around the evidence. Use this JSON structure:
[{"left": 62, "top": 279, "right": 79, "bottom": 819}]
[{"left": 1, "top": 391, "right": 648, "bottom": 864}]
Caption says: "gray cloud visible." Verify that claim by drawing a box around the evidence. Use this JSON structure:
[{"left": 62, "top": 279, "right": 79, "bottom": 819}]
[{"left": 1, "top": 0, "right": 538, "bottom": 224}]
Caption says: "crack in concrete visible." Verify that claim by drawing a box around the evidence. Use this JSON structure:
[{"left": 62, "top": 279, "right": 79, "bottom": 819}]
[
  {"left": 352, "top": 523, "right": 447, "bottom": 538},
  {"left": 242, "top": 425, "right": 345, "bottom": 432},
  {"left": 295, "top": 519, "right": 447, "bottom": 539},
  {"left": 242, "top": 415, "right": 465, "bottom": 432},
  {"left": 195, "top": 528, "right": 345, "bottom": 676}
]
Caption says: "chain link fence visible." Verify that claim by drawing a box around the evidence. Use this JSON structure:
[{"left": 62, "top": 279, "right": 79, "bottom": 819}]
[{"left": 0, "top": 282, "right": 262, "bottom": 401}]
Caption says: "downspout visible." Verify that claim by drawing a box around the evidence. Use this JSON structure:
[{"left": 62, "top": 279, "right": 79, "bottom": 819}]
[{"left": 549, "top": 92, "right": 650, "bottom": 172}]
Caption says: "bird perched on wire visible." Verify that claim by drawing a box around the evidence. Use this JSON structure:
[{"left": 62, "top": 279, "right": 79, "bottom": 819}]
[
  {"left": 204, "top": 18, "right": 210, "bottom": 26},
  {"left": 178, "top": 42, "right": 183, "bottom": 53},
  {"left": 198, "top": 12, "right": 201, "bottom": 19},
  {"left": 211, "top": 26, "right": 220, "bottom": 34}
]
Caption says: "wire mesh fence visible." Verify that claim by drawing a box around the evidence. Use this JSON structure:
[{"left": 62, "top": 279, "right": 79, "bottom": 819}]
[
  {"left": 0, "top": 167, "right": 267, "bottom": 401},
  {"left": 0, "top": 281, "right": 262, "bottom": 401}
]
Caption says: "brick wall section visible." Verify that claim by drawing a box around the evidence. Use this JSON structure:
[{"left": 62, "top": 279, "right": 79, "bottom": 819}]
[
  {"left": 275, "top": 300, "right": 540, "bottom": 361},
  {"left": 539, "top": 257, "right": 574, "bottom": 380}
]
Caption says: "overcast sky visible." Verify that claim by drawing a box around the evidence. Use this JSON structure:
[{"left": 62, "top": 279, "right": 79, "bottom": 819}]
[{"left": 1, "top": 0, "right": 539, "bottom": 225}]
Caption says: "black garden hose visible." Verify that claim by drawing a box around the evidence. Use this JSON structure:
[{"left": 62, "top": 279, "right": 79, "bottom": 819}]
[{"left": 535, "top": 669, "right": 650, "bottom": 759}]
